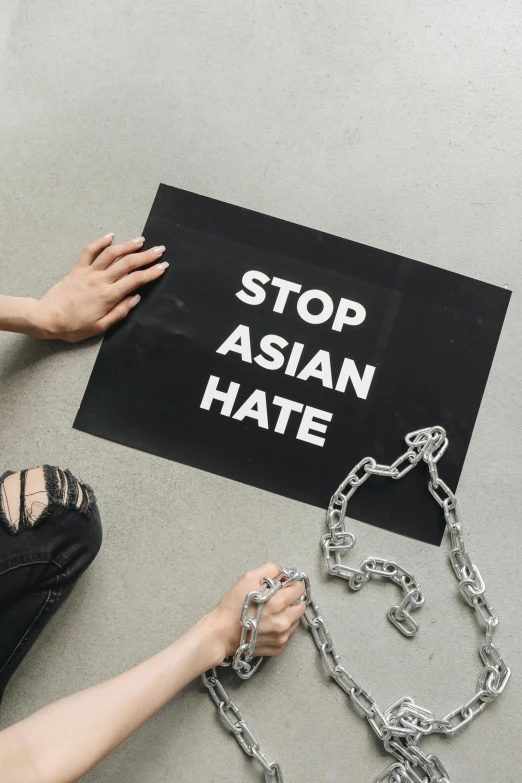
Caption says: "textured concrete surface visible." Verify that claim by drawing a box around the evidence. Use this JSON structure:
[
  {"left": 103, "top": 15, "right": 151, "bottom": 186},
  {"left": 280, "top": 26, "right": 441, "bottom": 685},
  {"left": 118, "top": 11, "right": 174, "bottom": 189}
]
[{"left": 0, "top": 2, "right": 521, "bottom": 781}]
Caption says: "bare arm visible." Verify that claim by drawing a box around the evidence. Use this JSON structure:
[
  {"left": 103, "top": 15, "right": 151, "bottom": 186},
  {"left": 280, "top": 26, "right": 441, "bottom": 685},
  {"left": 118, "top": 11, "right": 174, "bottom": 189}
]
[
  {"left": 0, "top": 296, "right": 42, "bottom": 337},
  {"left": 0, "top": 564, "right": 305, "bottom": 783},
  {"left": 0, "top": 234, "right": 168, "bottom": 342}
]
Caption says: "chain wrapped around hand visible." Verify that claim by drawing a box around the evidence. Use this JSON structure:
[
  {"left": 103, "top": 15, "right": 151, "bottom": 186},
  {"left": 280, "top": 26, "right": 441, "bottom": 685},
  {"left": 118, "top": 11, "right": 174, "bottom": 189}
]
[{"left": 202, "top": 426, "right": 511, "bottom": 783}]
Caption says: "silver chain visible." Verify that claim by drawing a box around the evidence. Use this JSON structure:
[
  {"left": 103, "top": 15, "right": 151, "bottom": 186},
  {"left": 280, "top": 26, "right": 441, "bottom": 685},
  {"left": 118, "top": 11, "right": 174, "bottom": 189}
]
[{"left": 202, "top": 426, "right": 511, "bottom": 783}]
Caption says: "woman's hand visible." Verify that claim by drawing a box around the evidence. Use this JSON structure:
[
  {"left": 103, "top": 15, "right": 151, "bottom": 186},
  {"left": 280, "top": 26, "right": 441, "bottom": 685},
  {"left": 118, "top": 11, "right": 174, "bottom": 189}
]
[
  {"left": 209, "top": 563, "right": 306, "bottom": 663},
  {"left": 31, "top": 233, "right": 168, "bottom": 342},
  {"left": 0, "top": 563, "right": 304, "bottom": 783}
]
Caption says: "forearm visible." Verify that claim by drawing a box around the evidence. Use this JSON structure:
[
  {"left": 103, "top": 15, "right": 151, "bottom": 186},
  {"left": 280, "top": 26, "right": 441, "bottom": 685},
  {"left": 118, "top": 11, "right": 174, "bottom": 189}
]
[
  {"left": 0, "top": 296, "right": 40, "bottom": 337},
  {"left": 0, "top": 612, "right": 226, "bottom": 783}
]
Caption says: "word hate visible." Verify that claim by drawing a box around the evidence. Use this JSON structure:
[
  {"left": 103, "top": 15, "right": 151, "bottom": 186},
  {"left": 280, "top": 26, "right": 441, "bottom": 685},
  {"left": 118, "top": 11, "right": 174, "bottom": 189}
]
[{"left": 200, "top": 375, "right": 333, "bottom": 447}]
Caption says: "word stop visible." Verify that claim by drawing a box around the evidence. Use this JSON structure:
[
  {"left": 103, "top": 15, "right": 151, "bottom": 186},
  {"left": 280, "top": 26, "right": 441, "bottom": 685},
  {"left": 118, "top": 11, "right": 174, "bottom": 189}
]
[{"left": 236, "top": 270, "right": 366, "bottom": 331}]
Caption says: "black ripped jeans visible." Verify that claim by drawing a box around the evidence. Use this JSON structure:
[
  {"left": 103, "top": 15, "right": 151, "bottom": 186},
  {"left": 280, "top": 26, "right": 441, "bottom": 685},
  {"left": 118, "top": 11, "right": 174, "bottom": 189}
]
[{"left": 0, "top": 465, "right": 102, "bottom": 700}]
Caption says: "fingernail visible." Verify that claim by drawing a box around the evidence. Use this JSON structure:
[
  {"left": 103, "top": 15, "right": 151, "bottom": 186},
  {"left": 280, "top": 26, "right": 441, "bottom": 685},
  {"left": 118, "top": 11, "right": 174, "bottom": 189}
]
[
  {"left": 133, "top": 236, "right": 145, "bottom": 244},
  {"left": 129, "top": 294, "right": 141, "bottom": 308},
  {"left": 104, "top": 232, "right": 114, "bottom": 239},
  {"left": 157, "top": 261, "right": 169, "bottom": 271},
  {"left": 153, "top": 245, "right": 166, "bottom": 254}
]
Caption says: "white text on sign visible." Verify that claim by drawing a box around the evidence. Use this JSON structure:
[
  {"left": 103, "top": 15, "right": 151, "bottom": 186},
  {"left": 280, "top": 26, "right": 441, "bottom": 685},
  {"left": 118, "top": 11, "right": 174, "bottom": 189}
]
[
  {"left": 200, "top": 376, "right": 332, "bottom": 447},
  {"left": 236, "top": 270, "right": 366, "bottom": 330},
  {"left": 199, "top": 270, "right": 376, "bottom": 447}
]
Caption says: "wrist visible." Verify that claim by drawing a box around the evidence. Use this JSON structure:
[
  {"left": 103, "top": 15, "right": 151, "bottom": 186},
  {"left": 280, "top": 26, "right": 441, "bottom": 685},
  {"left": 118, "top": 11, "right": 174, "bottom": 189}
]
[
  {"left": 0, "top": 296, "right": 42, "bottom": 337},
  {"left": 27, "top": 299, "right": 62, "bottom": 339},
  {"left": 197, "top": 608, "right": 237, "bottom": 669}
]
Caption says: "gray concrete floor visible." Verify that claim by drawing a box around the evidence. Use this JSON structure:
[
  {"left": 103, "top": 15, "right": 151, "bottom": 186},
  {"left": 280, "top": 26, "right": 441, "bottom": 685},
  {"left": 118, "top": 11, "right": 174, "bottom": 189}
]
[{"left": 1, "top": 2, "right": 521, "bottom": 781}]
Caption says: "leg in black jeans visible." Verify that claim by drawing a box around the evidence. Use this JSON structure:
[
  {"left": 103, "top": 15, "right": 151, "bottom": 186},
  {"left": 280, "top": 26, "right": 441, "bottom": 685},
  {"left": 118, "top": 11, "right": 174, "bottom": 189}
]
[{"left": 0, "top": 465, "right": 102, "bottom": 700}]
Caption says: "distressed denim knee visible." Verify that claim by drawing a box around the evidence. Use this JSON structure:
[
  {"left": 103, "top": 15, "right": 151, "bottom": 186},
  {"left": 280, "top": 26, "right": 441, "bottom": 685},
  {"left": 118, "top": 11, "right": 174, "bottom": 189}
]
[
  {"left": 0, "top": 466, "right": 102, "bottom": 698},
  {"left": 0, "top": 465, "right": 102, "bottom": 578},
  {"left": 0, "top": 466, "right": 96, "bottom": 530}
]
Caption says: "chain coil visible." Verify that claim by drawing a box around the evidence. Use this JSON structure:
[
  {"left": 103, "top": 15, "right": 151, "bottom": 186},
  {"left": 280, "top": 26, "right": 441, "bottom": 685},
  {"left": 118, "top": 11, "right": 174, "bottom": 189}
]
[{"left": 202, "top": 426, "right": 510, "bottom": 783}]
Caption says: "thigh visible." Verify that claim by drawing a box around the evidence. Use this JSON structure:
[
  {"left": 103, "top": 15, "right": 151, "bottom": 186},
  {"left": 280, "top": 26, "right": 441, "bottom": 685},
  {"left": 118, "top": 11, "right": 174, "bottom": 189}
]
[{"left": 0, "top": 466, "right": 102, "bottom": 697}]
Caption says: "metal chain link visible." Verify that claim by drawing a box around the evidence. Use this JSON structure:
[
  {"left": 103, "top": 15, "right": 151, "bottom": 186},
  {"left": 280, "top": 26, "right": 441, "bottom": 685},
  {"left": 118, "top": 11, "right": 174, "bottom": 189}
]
[{"left": 202, "top": 426, "right": 510, "bottom": 783}]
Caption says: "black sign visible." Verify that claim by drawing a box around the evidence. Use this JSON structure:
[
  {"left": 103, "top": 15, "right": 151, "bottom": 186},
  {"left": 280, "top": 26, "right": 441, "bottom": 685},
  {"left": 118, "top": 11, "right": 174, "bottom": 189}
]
[{"left": 74, "top": 184, "right": 511, "bottom": 545}]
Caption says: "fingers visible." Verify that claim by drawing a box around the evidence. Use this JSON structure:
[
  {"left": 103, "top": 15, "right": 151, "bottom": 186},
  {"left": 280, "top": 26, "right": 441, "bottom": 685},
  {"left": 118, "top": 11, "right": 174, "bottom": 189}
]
[
  {"left": 240, "top": 566, "right": 307, "bottom": 611},
  {"left": 91, "top": 236, "right": 146, "bottom": 270},
  {"left": 265, "top": 600, "right": 306, "bottom": 635},
  {"left": 255, "top": 617, "right": 303, "bottom": 657},
  {"left": 244, "top": 562, "right": 281, "bottom": 587},
  {"left": 76, "top": 234, "right": 115, "bottom": 268},
  {"left": 270, "top": 580, "right": 306, "bottom": 611},
  {"left": 92, "top": 294, "right": 141, "bottom": 335},
  {"left": 104, "top": 245, "right": 167, "bottom": 282},
  {"left": 282, "top": 618, "right": 302, "bottom": 641},
  {"left": 255, "top": 586, "right": 306, "bottom": 656},
  {"left": 284, "top": 600, "right": 307, "bottom": 624},
  {"left": 110, "top": 259, "right": 169, "bottom": 302}
]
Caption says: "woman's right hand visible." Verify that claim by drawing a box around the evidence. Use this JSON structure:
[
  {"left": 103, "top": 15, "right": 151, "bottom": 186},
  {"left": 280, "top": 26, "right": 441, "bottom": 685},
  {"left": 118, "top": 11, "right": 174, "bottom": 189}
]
[{"left": 209, "top": 563, "right": 306, "bottom": 662}]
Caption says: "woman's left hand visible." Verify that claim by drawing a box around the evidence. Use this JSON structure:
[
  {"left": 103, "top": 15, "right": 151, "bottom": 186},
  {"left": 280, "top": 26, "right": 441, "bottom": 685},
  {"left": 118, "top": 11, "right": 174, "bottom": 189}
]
[{"left": 31, "top": 233, "right": 168, "bottom": 342}]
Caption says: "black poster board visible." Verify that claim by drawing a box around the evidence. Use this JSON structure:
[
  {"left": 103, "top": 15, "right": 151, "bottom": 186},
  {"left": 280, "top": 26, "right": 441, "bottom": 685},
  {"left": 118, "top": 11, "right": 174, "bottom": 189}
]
[{"left": 74, "top": 185, "right": 511, "bottom": 545}]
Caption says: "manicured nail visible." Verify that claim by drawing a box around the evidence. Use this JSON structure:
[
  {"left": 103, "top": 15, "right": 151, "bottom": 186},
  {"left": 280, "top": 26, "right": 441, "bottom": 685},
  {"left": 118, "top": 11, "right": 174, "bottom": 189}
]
[
  {"left": 129, "top": 294, "right": 141, "bottom": 308},
  {"left": 154, "top": 245, "right": 166, "bottom": 254},
  {"left": 104, "top": 232, "right": 114, "bottom": 239},
  {"left": 157, "top": 261, "right": 169, "bottom": 271},
  {"left": 133, "top": 236, "right": 145, "bottom": 244}
]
